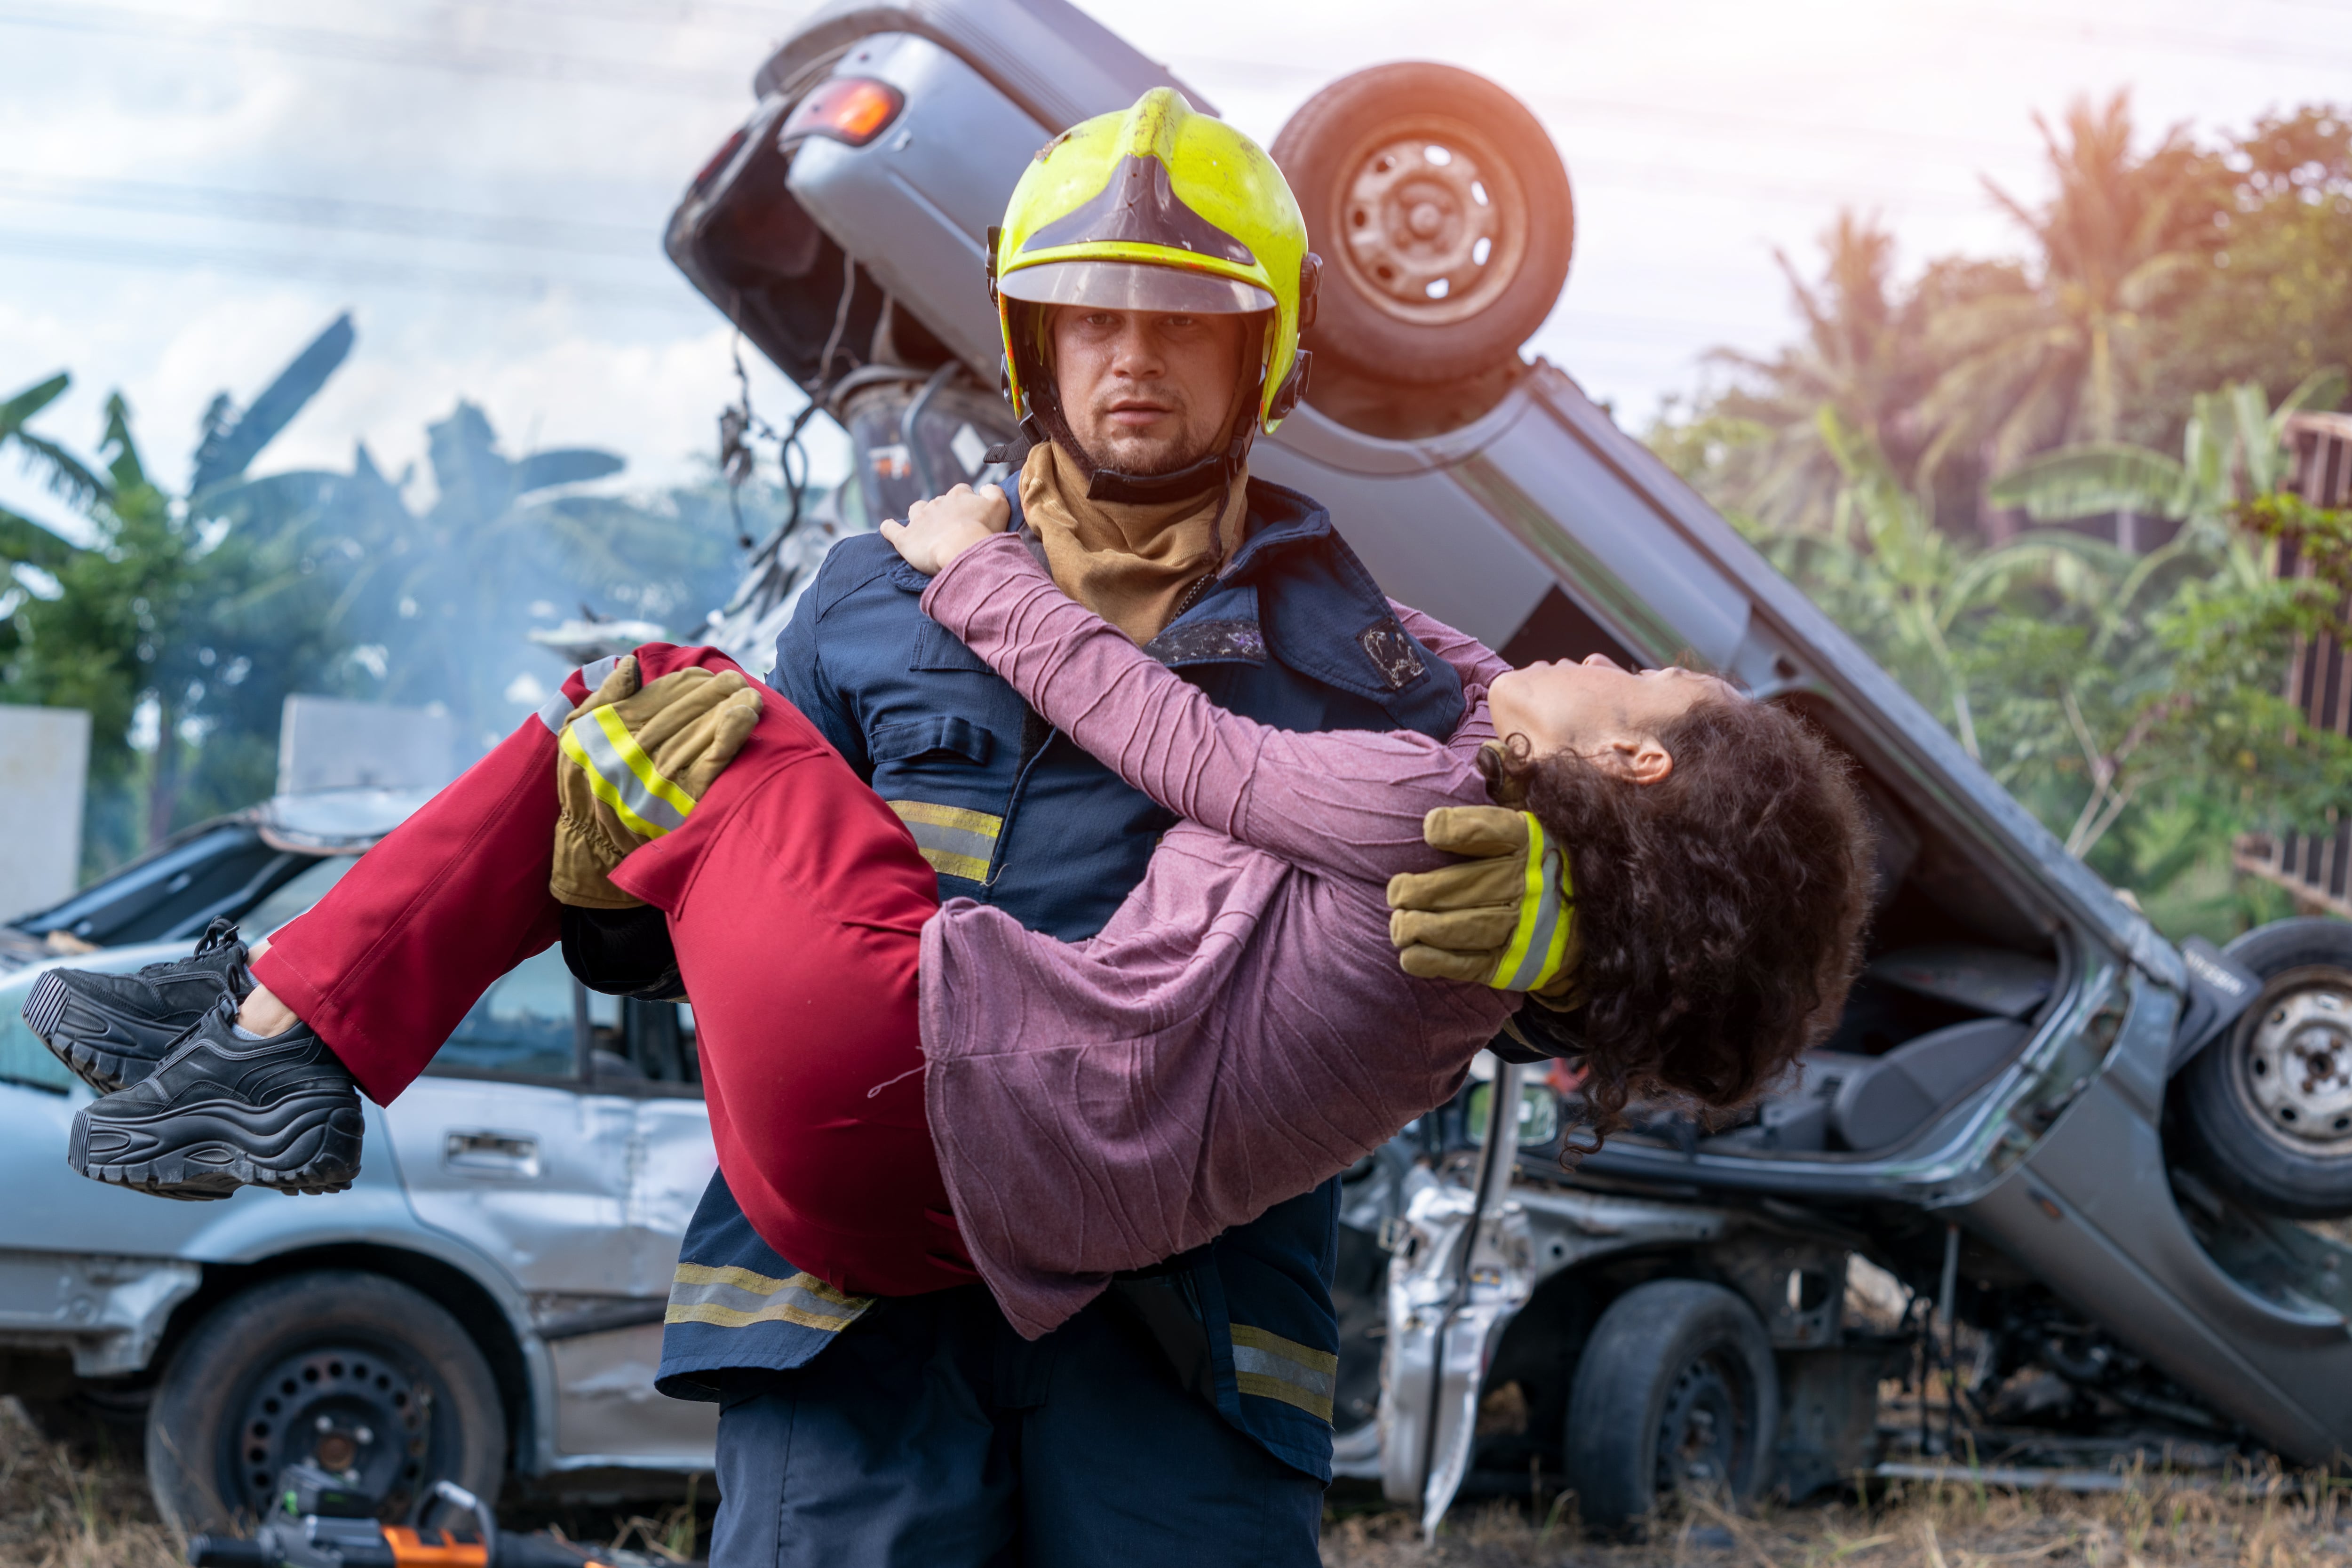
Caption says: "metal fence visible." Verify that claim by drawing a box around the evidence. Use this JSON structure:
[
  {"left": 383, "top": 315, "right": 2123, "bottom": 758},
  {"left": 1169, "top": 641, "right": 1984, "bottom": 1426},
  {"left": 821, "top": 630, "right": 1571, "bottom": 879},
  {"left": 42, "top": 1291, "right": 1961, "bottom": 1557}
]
[{"left": 2234, "top": 412, "right": 2352, "bottom": 918}]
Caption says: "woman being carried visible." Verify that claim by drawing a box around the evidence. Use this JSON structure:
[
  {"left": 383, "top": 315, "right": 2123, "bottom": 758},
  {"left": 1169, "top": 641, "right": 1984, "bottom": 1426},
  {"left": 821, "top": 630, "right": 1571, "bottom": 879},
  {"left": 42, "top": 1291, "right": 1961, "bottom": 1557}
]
[{"left": 40, "top": 485, "right": 1873, "bottom": 1338}]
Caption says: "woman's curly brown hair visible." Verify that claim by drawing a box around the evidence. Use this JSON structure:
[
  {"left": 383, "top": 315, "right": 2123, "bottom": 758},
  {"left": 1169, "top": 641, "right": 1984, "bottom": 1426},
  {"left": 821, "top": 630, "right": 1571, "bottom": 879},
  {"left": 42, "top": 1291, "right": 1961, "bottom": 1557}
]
[{"left": 1483, "top": 696, "right": 1874, "bottom": 1146}]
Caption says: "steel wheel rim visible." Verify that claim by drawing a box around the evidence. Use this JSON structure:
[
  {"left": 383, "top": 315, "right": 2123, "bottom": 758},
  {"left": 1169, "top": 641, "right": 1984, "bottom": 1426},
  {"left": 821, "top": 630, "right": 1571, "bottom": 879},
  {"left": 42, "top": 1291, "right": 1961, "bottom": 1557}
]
[
  {"left": 2229, "top": 964, "right": 2352, "bottom": 1155},
  {"left": 227, "top": 1339, "right": 445, "bottom": 1520},
  {"left": 1329, "top": 115, "right": 1529, "bottom": 329},
  {"left": 1653, "top": 1349, "right": 1751, "bottom": 1496}
]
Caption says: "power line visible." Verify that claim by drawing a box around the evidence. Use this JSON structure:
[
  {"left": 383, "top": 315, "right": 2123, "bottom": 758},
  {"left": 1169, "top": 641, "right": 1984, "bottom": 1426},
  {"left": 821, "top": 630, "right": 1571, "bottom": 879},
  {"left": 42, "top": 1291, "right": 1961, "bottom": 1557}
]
[
  {"left": 0, "top": 170, "right": 659, "bottom": 255},
  {"left": 0, "top": 2, "right": 743, "bottom": 95},
  {"left": 0, "top": 229, "right": 714, "bottom": 313},
  {"left": 453, "top": 0, "right": 792, "bottom": 34},
  {"left": 1178, "top": 52, "right": 2028, "bottom": 164},
  {"left": 1572, "top": 159, "right": 1986, "bottom": 215},
  {"left": 1973, "top": 7, "right": 2352, "bottom": 73},
  {"left": 0, "top": 159, "right": 1989, "bottom": 271}
]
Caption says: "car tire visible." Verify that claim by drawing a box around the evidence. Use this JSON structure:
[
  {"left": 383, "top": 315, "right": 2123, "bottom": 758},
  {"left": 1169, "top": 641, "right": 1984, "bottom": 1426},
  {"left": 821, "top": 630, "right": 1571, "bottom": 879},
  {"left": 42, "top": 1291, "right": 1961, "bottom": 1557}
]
[
  {"left": 1271, "top": 62, "right": 1573, "bottom": 385},
  {"left": 144, "top": 1270, "right": 506, "bottom": 1537},
  {"left": 2180, "top": 918, "right": 2352, "bottom": 1218},
  {"left": 1560, "top": 1279, "right": 1778, "bottom": 1534}
]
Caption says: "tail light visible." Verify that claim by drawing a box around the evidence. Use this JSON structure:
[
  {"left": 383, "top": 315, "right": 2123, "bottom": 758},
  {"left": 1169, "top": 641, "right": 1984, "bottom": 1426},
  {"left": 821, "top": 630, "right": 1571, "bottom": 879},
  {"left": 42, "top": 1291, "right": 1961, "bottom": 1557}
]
[
  {"left": 781, "top": 77, "right": 905, "bottom": 148},
  {"left": 691, "top": 127, "right": 748, "bottom": 191}
]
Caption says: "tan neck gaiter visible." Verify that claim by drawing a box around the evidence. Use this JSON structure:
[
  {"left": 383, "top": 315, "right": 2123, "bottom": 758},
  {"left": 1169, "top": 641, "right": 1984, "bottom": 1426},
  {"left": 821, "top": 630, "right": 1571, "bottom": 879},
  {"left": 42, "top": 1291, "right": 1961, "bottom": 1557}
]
[{"left": 1018, "top": 439, "right": 1248, "bottom": 645}]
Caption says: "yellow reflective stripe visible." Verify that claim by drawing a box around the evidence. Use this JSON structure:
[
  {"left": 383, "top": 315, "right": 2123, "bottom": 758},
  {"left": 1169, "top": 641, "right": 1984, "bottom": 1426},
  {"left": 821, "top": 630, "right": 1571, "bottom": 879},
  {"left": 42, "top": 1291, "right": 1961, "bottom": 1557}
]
[
  {"left": 1489, "top": 812, "right": 1573, "bottom": 992},
  {"left": 672, "top": 1262, "right": 868, "bottom": 1303},
  {"left": 887, "top": 800, "right": 1002, "bottom": 883},
  {"left": 889, "top": 801, "right": 1003, "bottom": 836},
  {"left": 1489, "top": 814, "right": 1547, "bottom": 987},
  {"left": 563, "top": 708, "right": 693, "bottom": 840},
  {"left": 592, "top": 706, "right": 697, "bottom": 825},
  {"left": 561, "top": 723, "right": 666, "bottom": 840},
  {"left": 665, "top": 1263, "right": 873, "bottom": 1333},
  {"left": 1229, "top": 1324, "right": 1338, "bottom": 1423},
  {"left": 1542, "top": 852, "right": 1575, "bottom": 983},
  {"left": 913, "top": 848, "right": 993, "bottom": 880}
]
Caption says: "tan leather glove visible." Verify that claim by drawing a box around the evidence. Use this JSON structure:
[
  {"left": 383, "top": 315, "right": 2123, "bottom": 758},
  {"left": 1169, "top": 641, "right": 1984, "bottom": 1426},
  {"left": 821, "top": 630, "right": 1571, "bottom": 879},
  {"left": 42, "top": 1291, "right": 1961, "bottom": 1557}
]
[
  {"left": 552, "top": 656, "right": 763, "bottom": 907},
  {"left": 1386, "top": 805, "right": 1578, "bottom": 996}
]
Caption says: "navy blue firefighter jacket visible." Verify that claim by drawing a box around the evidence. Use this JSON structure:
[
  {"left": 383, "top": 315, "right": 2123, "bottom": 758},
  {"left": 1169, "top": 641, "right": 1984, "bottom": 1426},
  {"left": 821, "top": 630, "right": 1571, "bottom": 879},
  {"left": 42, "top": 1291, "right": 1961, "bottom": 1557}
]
[{"left": 655, "top": 475, "right": 1465, "bottom": 1480}]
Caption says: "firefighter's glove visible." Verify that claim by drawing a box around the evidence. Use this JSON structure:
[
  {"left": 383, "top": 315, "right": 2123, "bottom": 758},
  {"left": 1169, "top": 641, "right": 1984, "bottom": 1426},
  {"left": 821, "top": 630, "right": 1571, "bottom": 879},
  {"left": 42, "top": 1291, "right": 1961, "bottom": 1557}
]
[
  {"left": 1386, "top": 806, "right": 1577, "bottom": 997},
  {"left": 552, "top": 656, "right": 763, "bottom": 908}
]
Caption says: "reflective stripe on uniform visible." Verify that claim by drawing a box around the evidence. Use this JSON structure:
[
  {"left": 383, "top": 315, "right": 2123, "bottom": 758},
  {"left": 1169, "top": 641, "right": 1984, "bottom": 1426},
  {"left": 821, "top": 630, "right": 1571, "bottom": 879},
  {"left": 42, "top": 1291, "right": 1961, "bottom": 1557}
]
[
  {"left": 887, "top": 800, "right": 1002, "bottom": 882},
  {"left": 564, "top": 706, "right": 694, "bottom": 839},
  {"left": 1490, "top": 812, "right": 1573, "bottom": 992},
  {"left": 664, "top": 1262, "right": 874, "bottom": 1333},
  {"left": 1229, "top": 1324, "right": 1338, "bottom": 1423},
  {"left": 540, "top": 657, "right": 626, "bottom": 734}
]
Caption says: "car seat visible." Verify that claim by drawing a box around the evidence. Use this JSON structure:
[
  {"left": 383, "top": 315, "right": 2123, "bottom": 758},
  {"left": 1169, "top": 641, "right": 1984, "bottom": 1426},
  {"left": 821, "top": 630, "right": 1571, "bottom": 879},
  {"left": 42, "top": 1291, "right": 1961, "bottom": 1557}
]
[{"left": 1829, "top": 1017, "right": 2031, "bottom": 1152}]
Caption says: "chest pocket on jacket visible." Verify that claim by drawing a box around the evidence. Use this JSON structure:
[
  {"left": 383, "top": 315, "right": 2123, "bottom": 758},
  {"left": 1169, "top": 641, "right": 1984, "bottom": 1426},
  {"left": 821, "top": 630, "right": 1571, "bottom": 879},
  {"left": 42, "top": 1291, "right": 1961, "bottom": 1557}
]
[
  {"left": 910, "top": 617, "right": 994, "bottom": 674},
  {"left": 869, "top": 715, "right": 995, "bottom": 768}
]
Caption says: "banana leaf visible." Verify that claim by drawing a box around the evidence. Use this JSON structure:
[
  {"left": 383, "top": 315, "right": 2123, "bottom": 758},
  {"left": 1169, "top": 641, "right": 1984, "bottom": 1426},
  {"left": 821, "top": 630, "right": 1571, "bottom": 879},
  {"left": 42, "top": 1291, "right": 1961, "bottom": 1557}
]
[{"left": 1987, "top": 445, "right": 2187, "bottom": 522}]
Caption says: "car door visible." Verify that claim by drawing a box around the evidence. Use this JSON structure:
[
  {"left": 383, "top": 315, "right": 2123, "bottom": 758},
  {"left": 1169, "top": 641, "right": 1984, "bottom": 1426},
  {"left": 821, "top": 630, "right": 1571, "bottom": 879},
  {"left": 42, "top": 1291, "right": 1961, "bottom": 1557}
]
[
  {"left": 564, "top": 991, "right": 719, "bottom": 1465},
  {"left": 383, "top": 951, "right": 718, "bottom": 1468}
]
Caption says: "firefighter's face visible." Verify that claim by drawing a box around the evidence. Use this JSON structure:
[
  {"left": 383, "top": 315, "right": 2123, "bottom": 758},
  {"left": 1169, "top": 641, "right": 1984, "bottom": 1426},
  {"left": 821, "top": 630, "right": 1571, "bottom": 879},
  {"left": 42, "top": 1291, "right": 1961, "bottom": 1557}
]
[{"left": 1049, "top": 306, "right": 1251, "bottom": 477}]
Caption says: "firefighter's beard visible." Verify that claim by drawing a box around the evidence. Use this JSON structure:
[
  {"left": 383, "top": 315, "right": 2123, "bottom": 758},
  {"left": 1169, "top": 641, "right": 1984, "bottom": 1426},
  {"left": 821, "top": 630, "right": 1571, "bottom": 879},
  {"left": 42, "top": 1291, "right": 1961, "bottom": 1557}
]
[{"left": 1058, "top": 380, "right": 1241, "bottom": 480}]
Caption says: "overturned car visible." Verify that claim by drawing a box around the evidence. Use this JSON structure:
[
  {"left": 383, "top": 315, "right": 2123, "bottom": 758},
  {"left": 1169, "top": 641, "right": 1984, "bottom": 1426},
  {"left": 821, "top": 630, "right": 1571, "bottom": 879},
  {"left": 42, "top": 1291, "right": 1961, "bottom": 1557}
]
[{"left": 667, "top": 0, "right": 2352, "bottom": 1531}]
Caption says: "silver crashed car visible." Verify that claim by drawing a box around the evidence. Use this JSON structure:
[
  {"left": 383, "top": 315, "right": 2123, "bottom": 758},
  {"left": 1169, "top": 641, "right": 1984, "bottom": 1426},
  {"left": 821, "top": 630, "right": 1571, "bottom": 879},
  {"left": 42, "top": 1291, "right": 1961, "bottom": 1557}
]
[
  {"left": 664, "top": 0, "right": 2352, "bottom": 1535},
  {"left": 0, "top": 791, "right": 718, "bottom": 1534}
]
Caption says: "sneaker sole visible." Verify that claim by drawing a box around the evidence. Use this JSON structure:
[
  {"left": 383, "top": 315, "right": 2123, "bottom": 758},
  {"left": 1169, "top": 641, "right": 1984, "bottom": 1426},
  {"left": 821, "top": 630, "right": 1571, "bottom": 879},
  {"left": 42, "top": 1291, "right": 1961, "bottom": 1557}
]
[
  {"left": 22, "top": 970, "right": 199, "bottom": 1096},
  {"left": 69, "top": 1095, "right": 364, "bottom": 1200}
]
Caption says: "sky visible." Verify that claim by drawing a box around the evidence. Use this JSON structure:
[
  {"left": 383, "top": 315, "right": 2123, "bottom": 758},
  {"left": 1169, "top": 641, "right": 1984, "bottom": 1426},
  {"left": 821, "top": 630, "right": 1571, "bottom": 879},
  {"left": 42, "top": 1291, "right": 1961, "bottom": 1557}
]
[{"left": 2, "top": 0, "right": 2348, "bottom": 548}]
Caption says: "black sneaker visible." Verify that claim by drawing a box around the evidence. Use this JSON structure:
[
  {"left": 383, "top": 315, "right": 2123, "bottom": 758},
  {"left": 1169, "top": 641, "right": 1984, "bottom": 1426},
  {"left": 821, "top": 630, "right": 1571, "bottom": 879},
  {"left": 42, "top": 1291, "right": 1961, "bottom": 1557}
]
[
  {"left": 69, "top": 1001, "right": 363, "bottom": 1202},
  {"left": 23, "top": 917, "right": 255, "bottom": 1094}
]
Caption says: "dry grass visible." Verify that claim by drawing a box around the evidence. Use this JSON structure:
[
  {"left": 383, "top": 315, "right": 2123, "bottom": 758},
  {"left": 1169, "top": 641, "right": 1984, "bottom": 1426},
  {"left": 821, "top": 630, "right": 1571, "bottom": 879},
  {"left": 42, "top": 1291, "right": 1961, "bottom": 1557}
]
[
  {"left": 0, "top": 1400, "right": 176, "bottom": 1568},
  {"left": 10, "top": 1394, "right": 2348, "bottom": 1568},
  {"left": 1322, "top": 1475, "right": 2352, "bottom": 1568}
]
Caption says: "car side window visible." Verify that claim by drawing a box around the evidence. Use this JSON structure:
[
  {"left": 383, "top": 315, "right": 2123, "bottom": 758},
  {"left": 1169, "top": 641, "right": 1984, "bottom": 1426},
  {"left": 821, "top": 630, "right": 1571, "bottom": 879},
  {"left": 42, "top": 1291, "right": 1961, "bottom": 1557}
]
[
  {"left": 430, "top": 946, "right": 580, "bottom": 1081},
  {"left": 582, "top": 990, "right": 703, "bottom": 1095},
  {"left": 241, "top": 854, "right": 361, "bottom": 938}
]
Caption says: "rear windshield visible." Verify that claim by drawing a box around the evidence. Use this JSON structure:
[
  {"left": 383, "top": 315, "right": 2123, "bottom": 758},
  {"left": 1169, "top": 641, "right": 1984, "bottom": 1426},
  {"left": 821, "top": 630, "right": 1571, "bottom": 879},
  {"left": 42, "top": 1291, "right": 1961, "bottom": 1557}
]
[{"left": 12, "top": 827, "right": 319, "bottom": 947}]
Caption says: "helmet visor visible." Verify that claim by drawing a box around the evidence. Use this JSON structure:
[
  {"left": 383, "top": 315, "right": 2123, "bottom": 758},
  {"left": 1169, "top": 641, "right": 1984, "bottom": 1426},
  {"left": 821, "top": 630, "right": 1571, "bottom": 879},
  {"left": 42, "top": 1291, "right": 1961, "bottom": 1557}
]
[{"left": 999, "top": 258, "right": 1274, "bottom": 315}]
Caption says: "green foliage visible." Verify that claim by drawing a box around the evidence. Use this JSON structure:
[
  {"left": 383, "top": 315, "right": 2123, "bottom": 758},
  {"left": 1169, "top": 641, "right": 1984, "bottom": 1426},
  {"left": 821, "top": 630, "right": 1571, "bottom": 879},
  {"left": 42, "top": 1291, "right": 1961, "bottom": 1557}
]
[
  {"left": 201, "top": 402, "right": 739, "bottom": 752},
  {"left": 1658, "top": 91, "right": 2352, "bottom": 941},
  {"left": 1988, "top": 368, "right": 2346, "bottom": 527},
  {"left": 1734, "top": 398, "right": 2352, "bottom": 944},
  {"left": 1667, "top": 97, "right": 2352, "bottom": 547},
  {"left": 2, "top": 326, "right": 747, "bottom": 881},
  {"left": 2134, "top": 107, "right": 2352, "bottom": 441}
]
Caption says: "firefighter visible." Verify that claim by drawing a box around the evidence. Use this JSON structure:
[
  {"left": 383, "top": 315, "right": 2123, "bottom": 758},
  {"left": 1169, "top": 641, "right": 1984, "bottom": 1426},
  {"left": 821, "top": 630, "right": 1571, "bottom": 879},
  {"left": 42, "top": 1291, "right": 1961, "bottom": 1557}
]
[{"left": 662, "top": 89, "right": 1465, "bottom": 1566}]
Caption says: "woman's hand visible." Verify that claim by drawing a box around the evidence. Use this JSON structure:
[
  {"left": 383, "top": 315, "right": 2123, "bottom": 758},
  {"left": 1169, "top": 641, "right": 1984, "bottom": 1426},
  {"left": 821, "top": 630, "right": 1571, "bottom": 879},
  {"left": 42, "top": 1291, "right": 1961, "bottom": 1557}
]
[{"left": 880, "top": 483, "right": 1013, "bottom": 575}]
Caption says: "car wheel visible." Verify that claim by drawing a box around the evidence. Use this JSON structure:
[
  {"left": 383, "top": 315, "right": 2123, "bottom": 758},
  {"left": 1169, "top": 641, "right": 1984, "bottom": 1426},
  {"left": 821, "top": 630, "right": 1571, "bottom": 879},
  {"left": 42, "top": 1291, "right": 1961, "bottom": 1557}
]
[
  {"left": 1560, "top": 1280, "right": 1778, "bottom": 1534},
  {"left": 2181, "top": 918, "right": 2352, "bottom": 1218},
  {"left": 1271, "top": 62, "right": 1573, "bottom": 385},
  {"left": 144, "top": 1270, "right": 506, "bottom": 1537}
]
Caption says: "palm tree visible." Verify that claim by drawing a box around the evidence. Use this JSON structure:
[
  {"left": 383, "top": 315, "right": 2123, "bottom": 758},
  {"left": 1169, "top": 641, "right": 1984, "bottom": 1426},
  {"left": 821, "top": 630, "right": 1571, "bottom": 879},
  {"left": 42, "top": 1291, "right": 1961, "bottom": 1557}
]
[
  {"left": 0, "top": 373, "right": 109, "bottom": 568},
  {"left": 1705, "top": 213, "right": 1937, "bottom": 536},
  {"left": 1987, "top": 368, "right": 2345, "bottom": 548},
  {"left": 1, "top": 319, "right": 358, "bottom": 859},
  {"left": 202, "top": 400, "right": 735, "bottom": 749},
  {"left": 1915, "top": 93, "right": 2212, "bottom": 533},
  {"left": 1747, "top": 408, "right": 2042, "bottom": 757}
]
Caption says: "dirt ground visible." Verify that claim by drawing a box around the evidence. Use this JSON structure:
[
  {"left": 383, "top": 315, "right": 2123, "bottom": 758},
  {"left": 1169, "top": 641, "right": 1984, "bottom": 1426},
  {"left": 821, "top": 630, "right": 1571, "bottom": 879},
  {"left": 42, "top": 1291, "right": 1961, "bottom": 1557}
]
[{"left": 7, "top": 1399, "right": 2349, "bottom": 1568}]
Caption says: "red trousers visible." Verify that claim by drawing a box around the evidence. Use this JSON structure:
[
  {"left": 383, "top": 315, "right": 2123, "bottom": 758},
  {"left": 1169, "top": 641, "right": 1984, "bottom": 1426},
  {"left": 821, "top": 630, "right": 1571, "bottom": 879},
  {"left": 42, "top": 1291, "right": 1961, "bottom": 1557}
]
[{"left": 252, "top": 645, "right": 974, "bottom": 1298}]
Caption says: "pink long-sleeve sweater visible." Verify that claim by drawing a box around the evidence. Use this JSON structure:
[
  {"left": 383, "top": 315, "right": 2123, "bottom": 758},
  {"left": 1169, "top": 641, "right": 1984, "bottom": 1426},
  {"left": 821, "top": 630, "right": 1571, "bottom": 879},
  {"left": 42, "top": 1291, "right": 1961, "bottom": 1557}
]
[{"left": 915, "top": 533, "right": 1517, "bottom": 1338}]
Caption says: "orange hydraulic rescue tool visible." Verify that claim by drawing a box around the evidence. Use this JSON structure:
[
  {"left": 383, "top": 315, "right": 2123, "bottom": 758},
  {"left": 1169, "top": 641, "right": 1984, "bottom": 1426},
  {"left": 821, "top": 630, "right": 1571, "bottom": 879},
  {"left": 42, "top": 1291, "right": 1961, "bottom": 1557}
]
[{"left": 187, "top": 1468, "right": 639, "bottom": 1568}]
